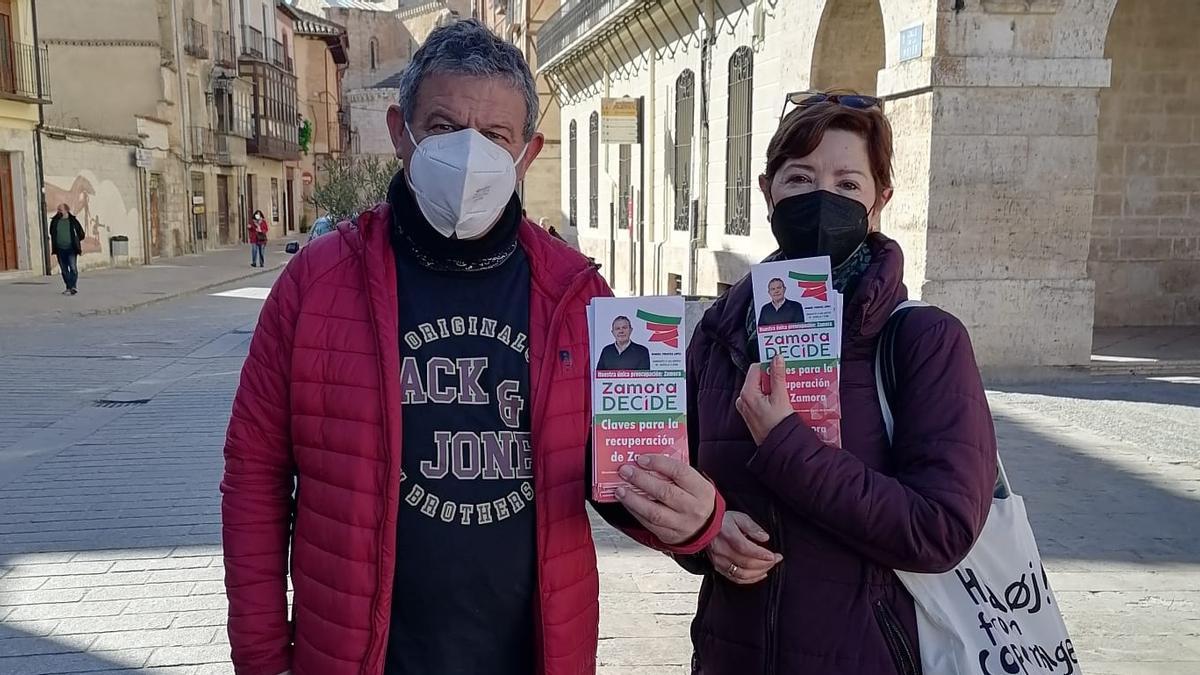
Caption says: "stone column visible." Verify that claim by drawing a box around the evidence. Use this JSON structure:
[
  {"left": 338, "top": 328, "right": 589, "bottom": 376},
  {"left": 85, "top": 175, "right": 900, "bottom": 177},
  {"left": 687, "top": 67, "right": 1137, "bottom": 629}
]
[{"left": 878, "top": 0, "right": 1113, "bottom": 369}]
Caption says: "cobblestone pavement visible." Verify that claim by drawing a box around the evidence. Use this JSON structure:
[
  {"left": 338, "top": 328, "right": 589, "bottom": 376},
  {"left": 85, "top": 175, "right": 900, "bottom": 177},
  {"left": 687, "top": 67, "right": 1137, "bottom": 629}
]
[{"left": 1, "top": 277, "right": 1198, "bottom": 674}]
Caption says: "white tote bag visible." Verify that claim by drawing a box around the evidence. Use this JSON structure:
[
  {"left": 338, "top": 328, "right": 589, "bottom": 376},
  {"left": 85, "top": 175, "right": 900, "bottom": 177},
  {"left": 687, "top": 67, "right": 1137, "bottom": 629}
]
[{"left": 876, "top": 302, "right": 1082, "bottom": 675}]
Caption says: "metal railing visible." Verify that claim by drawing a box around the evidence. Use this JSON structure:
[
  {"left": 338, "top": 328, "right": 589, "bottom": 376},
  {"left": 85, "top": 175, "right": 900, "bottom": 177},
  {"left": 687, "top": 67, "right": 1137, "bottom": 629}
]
[
  {"left": 214, "top": 132, "right": 239, "bottom": 165},
  {"left": 537, "top": 0, "right": 633, "bottom": 67},
  {"left": 268, "top": 39, "right": 292, "bottom": 72},
  {"left": 185, "top": 18, "right": 209, "bottom": 59},
  {"left": 213, "top": 30, "right": 236, "bottom": 67},
  {"left": 189, "top": 126, "right": 217, "bottom": 161},
  {"left": 0, "top": 40, "right": 51, "bottom": 103},
  {"left": 240, "top": 25, "right": 264, "bottom": 59},
  {"left": 248, "top": 134, "right": 300, "bottom": 161}
]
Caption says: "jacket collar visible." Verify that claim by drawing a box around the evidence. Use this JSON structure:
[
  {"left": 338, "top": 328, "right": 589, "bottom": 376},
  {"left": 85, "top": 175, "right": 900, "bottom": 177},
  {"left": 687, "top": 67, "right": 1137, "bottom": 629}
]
[{"left": 341, "top": 201, "right": 599, "bottom": 307}]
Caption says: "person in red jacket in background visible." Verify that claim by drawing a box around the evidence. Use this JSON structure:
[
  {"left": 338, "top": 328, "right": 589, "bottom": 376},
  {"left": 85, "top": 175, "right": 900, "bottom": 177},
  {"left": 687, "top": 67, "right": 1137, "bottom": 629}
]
[
  {"left": 220, "top": 19, "right": 723, "bottom": 675},
  {"left": 248, "top": 210, "right": 268, "bottom": 268}
]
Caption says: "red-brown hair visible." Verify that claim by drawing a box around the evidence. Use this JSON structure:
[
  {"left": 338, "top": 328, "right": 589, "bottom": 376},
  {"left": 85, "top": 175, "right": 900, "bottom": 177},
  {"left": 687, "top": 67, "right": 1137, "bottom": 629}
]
[{"left": 764, "top": 98, "right": 894, "bottom": 191}]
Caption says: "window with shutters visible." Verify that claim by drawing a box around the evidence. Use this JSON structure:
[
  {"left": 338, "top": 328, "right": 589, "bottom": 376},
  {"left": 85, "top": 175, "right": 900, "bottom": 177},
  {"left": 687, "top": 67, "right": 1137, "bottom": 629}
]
[
  {"left": 588, "top": 111, "right": 599, "bottom": 228},
  {"left": 568, "top": 119, "right": 578, "bottom": 227},
  {"left": 673, "top": 69, "right": 695, "bottom": 232},
  {"left": 724, "top": 47, "right": 753, "bottom": 236},
  {"left": 617, "top": 144, "right": 631, "bottom": 230}
]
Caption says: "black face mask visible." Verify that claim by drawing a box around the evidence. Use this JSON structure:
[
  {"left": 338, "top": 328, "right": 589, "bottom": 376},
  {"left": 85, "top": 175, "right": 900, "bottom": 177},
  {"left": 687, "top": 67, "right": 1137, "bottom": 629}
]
[{"left": 769, "top": 190, "right": 869, "bottom": 266}]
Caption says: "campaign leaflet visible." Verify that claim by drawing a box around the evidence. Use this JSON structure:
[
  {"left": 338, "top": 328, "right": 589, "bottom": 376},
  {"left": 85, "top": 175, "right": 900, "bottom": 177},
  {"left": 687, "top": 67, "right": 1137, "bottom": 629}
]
[
  {"left": 588, "top": 296, "right": 689, "bottom": 502},
  {"left": 750, "top": 256, "right": 844, "bottom": 446}
]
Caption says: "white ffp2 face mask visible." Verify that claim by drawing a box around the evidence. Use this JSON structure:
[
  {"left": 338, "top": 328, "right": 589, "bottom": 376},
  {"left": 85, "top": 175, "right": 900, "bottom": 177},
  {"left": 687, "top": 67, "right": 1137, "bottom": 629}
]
[{"left": 405, "top": 126, "right": 527, "bottom": 239}]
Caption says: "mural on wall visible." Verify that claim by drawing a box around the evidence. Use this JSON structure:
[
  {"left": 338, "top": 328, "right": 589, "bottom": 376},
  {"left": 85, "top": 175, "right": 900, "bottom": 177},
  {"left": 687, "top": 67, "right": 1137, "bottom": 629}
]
[{"left": 44, "top": 172, "right": 139, "bottom": 261}]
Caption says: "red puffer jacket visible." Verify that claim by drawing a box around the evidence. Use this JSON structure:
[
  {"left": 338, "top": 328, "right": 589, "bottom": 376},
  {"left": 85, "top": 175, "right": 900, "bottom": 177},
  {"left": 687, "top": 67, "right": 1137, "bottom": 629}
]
[{"left": 221, "top": 203, "right": 724, "bottom": 675}]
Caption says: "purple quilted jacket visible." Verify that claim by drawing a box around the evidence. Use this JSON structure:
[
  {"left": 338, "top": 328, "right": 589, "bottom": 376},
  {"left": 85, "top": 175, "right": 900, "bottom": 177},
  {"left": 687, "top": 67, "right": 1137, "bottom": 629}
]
[{"left": 684, "top": 234, "right": 998, "bottom": 675}]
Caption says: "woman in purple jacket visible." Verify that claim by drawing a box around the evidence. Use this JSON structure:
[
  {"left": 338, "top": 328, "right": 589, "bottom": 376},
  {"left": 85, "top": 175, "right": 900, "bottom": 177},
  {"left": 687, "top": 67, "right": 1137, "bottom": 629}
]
[{"left": 684, "top": 93, "right": 998, "bottom": 674}]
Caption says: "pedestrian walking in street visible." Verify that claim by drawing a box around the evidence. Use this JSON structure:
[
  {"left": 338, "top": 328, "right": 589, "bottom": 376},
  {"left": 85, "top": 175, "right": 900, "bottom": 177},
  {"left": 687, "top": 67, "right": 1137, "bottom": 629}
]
[
  {"left": 681, "top": 92, "right": 998, "bottom": 674},
  {"left": 220, "top": 20, "right": 722, "bottom": 675},
  {"left": 48, "top": 203, "right": 84, "bottom": 295},
  {"left": 248, "top": 210, "right": 268, "bottom": 267}
]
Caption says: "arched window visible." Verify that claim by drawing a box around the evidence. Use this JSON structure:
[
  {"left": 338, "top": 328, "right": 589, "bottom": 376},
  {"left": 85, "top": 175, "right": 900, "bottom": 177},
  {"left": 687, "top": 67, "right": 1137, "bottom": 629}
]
[
  {"left": 673, "top": 69, "right": 695, "bottom": 232},
  {"left": 588, "top": 111, "right": 599, "bottom": 228},
  {"left": 568, "top": 120, "right": 578, "bottom": 228},
  {"left": 725, "top": 46, "right": 753, "bottom": 236},
  {"left": 369, "top": 38, "right": 379, "bottom": 70}
]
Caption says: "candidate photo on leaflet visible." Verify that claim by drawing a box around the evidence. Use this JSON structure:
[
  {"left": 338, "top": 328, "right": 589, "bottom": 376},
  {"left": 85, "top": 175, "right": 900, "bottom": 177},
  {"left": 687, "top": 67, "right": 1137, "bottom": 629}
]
[
  {"left": 679, "top": 91, "right": 997, "bottom": 675},
  {"left": 757, "top": 277, "right": 806, "bottom": 327},
  {"left": 220, "top": 20, "right": 724, "bottom": 675},
  {"left": 596, "top": 315, "right": 653, "bottom": 371}
]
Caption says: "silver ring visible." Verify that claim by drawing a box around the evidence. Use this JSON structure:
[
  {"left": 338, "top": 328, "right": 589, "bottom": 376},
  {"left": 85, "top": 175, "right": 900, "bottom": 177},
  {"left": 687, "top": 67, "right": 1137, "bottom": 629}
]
[{"left": 727, "top": 562, "right": 739, "bottom": 577}]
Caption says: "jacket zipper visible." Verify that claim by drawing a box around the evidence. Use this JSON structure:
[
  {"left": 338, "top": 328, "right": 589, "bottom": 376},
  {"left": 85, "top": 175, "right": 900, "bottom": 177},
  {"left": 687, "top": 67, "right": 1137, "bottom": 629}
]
[
  {"left": 356, "top": 219, "right": 401, "bottom": 675},
  {"left": 763, "top": 506, "right": 783, "bottom": 675},
  {"left": 874, "top": 600, "right": 919, "bottom": 675}
]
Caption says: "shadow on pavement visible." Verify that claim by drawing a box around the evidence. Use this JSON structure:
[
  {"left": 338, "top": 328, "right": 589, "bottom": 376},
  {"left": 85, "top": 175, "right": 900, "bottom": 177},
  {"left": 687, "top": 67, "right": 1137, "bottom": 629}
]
[{"left": 990, "top": 376, "right": 1200, "bottom": 408}]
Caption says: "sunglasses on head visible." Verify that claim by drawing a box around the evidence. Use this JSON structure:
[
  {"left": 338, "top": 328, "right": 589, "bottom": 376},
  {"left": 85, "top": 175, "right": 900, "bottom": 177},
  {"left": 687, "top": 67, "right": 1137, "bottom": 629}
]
[{"left": 779, "top": 90, "right": 883, "bottom": 119}]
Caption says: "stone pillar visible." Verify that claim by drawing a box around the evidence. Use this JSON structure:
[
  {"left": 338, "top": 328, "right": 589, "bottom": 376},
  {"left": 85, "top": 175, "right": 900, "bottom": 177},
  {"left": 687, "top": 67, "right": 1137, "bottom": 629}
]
[{"left": 878, "top": 0, "right": 1113, "bottom": 369}]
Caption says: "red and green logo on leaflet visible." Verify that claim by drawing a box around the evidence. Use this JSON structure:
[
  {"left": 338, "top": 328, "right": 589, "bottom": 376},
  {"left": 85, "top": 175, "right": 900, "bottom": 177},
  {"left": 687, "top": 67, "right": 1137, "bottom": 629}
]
[
  {"left": 789, "top": 271, "right": 829, "bottom": 302},
  {"left": 637, "top": 309, "right": 682, "bottom": 348}
]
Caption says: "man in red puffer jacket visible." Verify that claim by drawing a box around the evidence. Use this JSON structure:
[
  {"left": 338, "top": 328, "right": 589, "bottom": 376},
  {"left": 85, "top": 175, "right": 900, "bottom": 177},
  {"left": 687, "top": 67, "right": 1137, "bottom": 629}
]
[{"left": 221, "top": 20, "right": 723, "bottom": 675}]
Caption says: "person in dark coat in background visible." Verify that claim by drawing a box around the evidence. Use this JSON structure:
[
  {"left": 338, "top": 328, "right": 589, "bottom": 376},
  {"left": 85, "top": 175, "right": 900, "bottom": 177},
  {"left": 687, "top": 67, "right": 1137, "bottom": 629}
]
[
  {"left": 683, "top": 92, "right": 998, "bottom": 675},
  {"left": 48, "top": 203, "right": 85, "bottom": 295}
]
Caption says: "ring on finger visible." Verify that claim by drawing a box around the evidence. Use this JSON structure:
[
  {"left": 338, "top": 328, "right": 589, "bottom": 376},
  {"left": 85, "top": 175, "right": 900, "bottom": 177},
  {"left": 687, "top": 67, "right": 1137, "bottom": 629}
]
[{"left": 727, "top": 562, "right": 739, "bottom": 577}]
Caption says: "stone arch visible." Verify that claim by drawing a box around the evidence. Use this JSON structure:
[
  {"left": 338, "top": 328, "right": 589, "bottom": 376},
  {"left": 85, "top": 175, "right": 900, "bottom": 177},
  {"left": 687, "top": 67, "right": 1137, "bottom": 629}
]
[
  {"left": 1090, "top": 0, "right": 1200, "bottom": 327},
  {"left": 810, "top": 0, "right": 886, "bottom": 95}
]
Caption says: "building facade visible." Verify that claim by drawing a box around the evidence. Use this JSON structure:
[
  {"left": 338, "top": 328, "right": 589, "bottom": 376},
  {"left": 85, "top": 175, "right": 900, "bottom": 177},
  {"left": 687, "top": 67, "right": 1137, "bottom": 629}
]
[
  {"left": 0, "top": 0, "right": 51, "bottom": 275},
  {"left": 288, "top": 4, "right": 349, "bottom": 228},
  {"left": 541, "top": 0, "right": 1200, "bottom": 369},
  {"left": 38, "top": 0, "right": 201, "bottom": 267},
  {"left": 313, "top": 0, "right": 468, "bottom": 157},
  {"left": 475, "top": 0, "right": 562, "bottom": 227}
]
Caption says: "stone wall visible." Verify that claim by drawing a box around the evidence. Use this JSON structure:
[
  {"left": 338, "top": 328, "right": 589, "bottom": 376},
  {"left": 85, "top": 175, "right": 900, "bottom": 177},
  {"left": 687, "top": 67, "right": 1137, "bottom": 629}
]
[
  {"left": 1090, "top": 0, "right": 1200, "bottom": 326},
  {"left": 42, "top": 135, "right": 146, "bottom": 271},
  {"left": 0, "top": 127, "right": 42, "bottom": 274}
]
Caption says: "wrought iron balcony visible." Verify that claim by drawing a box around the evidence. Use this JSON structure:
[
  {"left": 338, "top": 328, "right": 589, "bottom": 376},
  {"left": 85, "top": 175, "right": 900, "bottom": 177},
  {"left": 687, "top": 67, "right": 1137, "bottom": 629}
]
[
  {"left": 190, "top": 126, "right": 217, "bottom": 162},
  {"left": 537, "top": 0, "right": 635, "bottom": 68},
  {"left": 248, "top": 134, "right": 300, "bottom": 162},
  {"left": 0, "top": 39, "right": 51, "bottom": 104},
  {"left": 213, "top": 30, "right": 236, "bottom": 68},
  {"left": 240, "top": 25, "right": 264, "bottom": 59},
  {"left": 268, "top": 39, "right": 293, "bottom": 72},
  {"left": 185, "top": 18, "right": 209, "bottom": 59}
]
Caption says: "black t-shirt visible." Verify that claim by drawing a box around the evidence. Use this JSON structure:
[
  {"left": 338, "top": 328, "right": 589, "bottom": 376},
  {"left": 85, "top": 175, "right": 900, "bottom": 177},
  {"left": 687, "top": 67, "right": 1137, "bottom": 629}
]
[
  {"left": 385, "top": 174, "right": 536, "bottom": 675},
  {"left": 595, "top": 342, "right": 652, "bottom": 371},
  {"left": 758, "top": 299, "right": 806, "bottom": 327}
]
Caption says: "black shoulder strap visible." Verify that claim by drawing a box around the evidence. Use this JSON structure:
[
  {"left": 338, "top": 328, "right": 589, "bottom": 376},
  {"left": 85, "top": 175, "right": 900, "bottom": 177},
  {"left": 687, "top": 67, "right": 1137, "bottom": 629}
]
[{"left": 879, "top": 306, "right": 919, "bottom": 411}]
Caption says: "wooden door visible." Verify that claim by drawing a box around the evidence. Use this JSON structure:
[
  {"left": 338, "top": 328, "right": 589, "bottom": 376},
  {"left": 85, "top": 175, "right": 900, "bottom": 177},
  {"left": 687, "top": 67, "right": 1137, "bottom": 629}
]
[
  {"left": 0, "top": 1, "right": 14, "bottom": 96},
  {"left": 0, "top": 153, "right": 17, "bottom": 270},
  {"left": 217, "top": 175, "right": 231, "bottom": 245},
  {"left": 244, "top": 174, "right": 255, "bottom": 242},
  {"left": 148, "top": 173, "right": 163, "bottom": 258}
]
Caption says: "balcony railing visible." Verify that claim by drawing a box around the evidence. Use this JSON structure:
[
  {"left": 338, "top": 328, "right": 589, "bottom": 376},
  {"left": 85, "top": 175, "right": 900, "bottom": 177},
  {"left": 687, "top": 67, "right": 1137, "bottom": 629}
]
[
  {"left": 267, "top": 39, "right": 293, "bottom": 72},
  {"left": 190, "top": 126, "right": 217, "bottom": 162},
  {"left": 247, "top": 134, "right": 300, "bottom": 162},
  {"left": 185, "top": 18, "right": 209, "bottom": 59},
  {"left": 240, "top": 25, "right": 264, "bottom": 59},
  {"left": 537, "top": 0, "right": 633, "bottom": 67},
  {"left": 0, "top": 40, "right": 52, "bottom": 103},
  {"left": 214, "top": 132, "right": 241, "bottom": 165},
  {"left": 214, "top": 30, "right": 236, "bottom": 68}
]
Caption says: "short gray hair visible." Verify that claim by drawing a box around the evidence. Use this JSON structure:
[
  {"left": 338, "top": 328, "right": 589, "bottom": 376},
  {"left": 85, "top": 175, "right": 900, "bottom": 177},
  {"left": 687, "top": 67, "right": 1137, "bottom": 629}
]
[{"left": 398, "top": 19, "right": 539, "bottom": 141}]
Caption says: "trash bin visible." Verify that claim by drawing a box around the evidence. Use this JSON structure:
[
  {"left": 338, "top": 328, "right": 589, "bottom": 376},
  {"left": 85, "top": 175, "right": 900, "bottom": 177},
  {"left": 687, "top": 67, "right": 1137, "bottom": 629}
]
[{"left": 110, "top": 235, "right": 130, "bottom": 267}]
